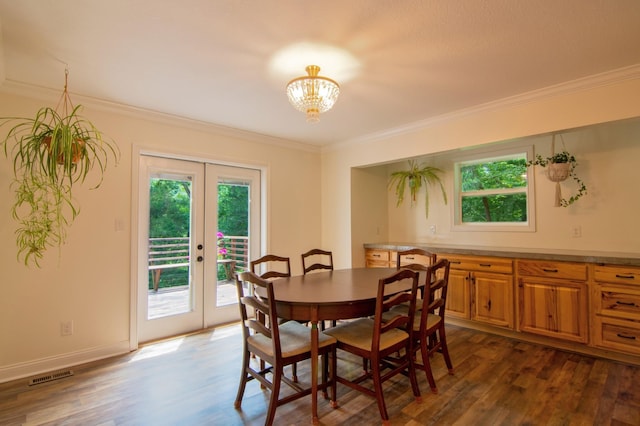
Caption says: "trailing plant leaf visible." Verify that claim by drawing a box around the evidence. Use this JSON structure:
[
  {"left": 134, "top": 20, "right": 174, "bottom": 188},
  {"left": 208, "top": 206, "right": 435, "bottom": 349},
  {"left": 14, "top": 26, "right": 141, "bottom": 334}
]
[
  {"left": 388, "top": 160, "right": 447, "bottom": 218},
  {"left": 11, "top": 175, "right": 76, "bottom": 266}
]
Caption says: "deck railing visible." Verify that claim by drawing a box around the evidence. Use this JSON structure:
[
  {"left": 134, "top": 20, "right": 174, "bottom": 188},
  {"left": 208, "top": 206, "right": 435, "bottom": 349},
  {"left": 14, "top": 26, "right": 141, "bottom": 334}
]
[{"left": 148, "top": 236, "right": 249, "bottom": 291}]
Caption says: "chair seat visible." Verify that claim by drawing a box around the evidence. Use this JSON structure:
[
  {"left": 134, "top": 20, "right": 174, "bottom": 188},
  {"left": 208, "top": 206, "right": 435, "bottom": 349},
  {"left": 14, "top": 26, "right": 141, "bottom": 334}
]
[
  {"left": 411, "top": 312, "right": 442, "bottom": 331},
  {"left": 324, "top": 318, "right": 409, "bottom": 352},
  {"left": 248, "top": 320, "right": 337, "bottom": 358}
]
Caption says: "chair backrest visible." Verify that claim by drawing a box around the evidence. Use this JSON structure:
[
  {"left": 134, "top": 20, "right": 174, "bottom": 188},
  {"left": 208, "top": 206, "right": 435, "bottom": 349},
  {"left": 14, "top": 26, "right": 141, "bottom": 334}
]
[
  {"left": 235, "top": 271, "right": 282, "bottom": 358},
  {"left": 250, "top": 254, "right": 291, "bottom": 279},
  {"left": 301, "top": 249, "right": 334, "bottom": 274},
  {"left": 397, "top": 248, "right": 437, "bottom": 291},
  {"left": 373, "top": 269, "right": 419, "bottom": 350},
  {"left": 418, "top": 258, "right": 451, "bottom": 325}
]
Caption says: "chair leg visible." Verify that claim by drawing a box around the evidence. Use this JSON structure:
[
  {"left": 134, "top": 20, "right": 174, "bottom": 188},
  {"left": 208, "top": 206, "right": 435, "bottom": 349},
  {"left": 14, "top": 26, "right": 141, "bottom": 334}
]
[
  {"left": 265, "top": 365, "right": 283, "bottom": 426},
  {"left": 234, "top": 349, "right": 251, "bottom": 408},
  {"left": 291, "top": 362, "right": 298, "bottom": 382},
  {"left": 370, "top": 358, "right": 390, "bottom": 424},
  {"left": 420, "top": 337, "right": 438, "bottom": 394},
  {"left": 321, "top": 354, "right": 329, "bottom": 399},
  {"left": 406, "top": 344, "right": 422, "bottom": 402},
  {"left": 330, "top": 347, "right": 338, "bottom": 408},
  {"left": 439, "top": 327, "right": 454, "bottom": 374}
]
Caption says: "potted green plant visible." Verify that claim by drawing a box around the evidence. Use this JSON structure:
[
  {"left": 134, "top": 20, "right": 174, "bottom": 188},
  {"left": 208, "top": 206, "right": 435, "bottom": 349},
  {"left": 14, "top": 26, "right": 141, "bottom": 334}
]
[
  {"left": 388, "top": 159, "right": 447, "bottom": 218},
  {"left": 0, "top": 72, "right": 119, "bottom": 266},
  {"left": 527, "top": 150, "right": 587, "bottom": 207}
]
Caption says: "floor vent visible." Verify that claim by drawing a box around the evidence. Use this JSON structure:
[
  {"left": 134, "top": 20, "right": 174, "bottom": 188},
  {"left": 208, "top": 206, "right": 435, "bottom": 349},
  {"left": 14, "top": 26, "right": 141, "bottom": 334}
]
[{"left": 28, "top": 369, "right": 74, "bottom": 386}]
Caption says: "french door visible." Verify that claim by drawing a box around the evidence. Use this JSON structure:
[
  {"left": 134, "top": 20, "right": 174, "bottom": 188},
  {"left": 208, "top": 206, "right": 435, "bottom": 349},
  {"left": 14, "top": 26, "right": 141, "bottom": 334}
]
[{"left": 137, "top": 155, "right": 260, "bottom": 343}]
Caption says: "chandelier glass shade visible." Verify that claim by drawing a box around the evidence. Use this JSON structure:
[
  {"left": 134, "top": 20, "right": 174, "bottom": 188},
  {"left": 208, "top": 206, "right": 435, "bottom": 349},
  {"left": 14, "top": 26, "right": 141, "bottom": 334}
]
[{"left": 286, "top": 65, "right": 340, "bottom": 123}]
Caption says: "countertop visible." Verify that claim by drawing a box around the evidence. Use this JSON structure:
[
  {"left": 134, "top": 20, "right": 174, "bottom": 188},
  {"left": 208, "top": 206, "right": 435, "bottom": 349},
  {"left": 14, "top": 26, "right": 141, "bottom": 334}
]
[{"left": 364, "top": 242, "right": 640, "bottom": 266}]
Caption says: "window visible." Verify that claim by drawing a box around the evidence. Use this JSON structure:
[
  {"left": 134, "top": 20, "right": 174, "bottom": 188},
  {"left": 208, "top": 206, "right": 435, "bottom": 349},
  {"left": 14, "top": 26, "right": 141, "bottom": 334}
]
[{"left": 453, "top": 147, "right": 535, "bottom": 232}]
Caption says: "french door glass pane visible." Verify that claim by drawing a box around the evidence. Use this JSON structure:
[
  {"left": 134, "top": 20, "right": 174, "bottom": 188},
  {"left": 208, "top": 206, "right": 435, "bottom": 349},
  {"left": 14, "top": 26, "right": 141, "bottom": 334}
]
[
  {"left": 147, "top": 176, "right": 193, "bottom": 319},
  {"left": 216, "top": 181, "right": 249, "bottom": 307}
]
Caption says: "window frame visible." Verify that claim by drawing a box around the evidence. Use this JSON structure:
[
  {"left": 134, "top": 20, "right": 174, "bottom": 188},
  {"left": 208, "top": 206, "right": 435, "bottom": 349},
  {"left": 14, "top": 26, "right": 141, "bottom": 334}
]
[{"left": 452, "top": 145, "right": 535, "bottom": 232}]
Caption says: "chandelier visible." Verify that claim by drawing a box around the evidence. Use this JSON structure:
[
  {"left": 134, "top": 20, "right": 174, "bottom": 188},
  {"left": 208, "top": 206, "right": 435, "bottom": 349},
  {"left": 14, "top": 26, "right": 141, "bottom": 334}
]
[{"left": 286, "top": 65, "right": 340, "bottom": 123}]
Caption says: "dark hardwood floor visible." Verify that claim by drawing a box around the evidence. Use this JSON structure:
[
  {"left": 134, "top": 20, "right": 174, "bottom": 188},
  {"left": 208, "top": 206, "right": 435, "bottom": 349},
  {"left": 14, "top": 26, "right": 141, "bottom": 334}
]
[{"left": 1, "top": 323, "right": 639, "bottom": 425}]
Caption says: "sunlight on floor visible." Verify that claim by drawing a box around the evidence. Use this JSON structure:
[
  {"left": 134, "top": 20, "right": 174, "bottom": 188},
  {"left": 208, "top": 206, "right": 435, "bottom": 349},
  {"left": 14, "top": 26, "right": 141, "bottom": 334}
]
[
  {"left": 210, "top": 323, "right": 241, "bottom": 342},
  {"left": 129, "top": 337, "right": 185, "bottom": 363}
]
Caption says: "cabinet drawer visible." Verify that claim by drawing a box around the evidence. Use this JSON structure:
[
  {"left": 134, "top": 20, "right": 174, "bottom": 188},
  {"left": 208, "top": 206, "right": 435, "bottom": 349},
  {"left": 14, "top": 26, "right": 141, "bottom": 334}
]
[
  {"left": 595, "top": 284, "right": 640, "bottom": 321},
  {"left": 517, "top": 260, "right": 587, "bottom": 281},
  {"left": 366, "top": 249, "right": 389, "bottom": 262},
  {"left": 594, "top": 264, "right": 640, "bottom": 286},
  {"left": 441, "top": 254, "right": 513, "bottom": 274},
  {"left": 593, "top": 316, "right": 640, "bottom": 355}
]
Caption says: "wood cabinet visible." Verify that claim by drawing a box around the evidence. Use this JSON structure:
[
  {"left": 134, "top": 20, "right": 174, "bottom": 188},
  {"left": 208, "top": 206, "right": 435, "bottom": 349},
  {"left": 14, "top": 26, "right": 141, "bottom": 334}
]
[
  {"left": 365, "top": 244, "right": 640, "bottom": 364},
  {"left": 440, "top": 254, "right": 514, "bottom": 328},
  {"left": 517, "top": 260, "right": 588, "bottom": 343},
  {"left": 591, "top": 264, "right": 640, "bottom": 355}
]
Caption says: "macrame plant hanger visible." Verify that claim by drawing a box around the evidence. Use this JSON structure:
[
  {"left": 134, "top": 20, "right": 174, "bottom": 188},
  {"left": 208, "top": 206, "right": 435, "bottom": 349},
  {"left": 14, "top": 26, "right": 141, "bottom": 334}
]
[{"left": 546, "top": 134, "right": 570, "bottom": 207}]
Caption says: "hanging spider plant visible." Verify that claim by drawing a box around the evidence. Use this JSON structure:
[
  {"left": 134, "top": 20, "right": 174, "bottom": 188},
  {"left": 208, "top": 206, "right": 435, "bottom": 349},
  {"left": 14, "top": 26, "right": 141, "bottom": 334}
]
[
  {"left": 388, "top": 159, "right": 447, "bottom": 218},
  {"left": 0, "top": 70, "right": 119, "bottom": 266}
]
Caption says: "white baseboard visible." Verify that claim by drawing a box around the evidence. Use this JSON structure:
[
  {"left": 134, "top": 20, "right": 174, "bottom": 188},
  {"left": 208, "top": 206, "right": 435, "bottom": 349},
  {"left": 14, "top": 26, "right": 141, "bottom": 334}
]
[{"left": 0, "top": 340, "right": 132, "bottom": 384}]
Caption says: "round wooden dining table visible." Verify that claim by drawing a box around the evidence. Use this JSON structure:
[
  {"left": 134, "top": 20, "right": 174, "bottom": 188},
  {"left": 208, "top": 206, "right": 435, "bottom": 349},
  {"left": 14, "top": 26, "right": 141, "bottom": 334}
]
[{"left": 269, "top": 267, "right": 405, "bottom": 424}]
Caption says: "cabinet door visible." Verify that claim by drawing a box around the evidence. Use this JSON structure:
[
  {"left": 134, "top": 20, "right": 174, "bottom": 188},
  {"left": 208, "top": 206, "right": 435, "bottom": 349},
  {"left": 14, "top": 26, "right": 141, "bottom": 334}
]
[
  {"left": 473, "top": 272, "right": 514, "bottom": 328},
  {"left": 519, "top": 277, "right": 588, "bottom": 343},
  {"left": 446, "top": 269, "right": 471, "bottom": 319}
]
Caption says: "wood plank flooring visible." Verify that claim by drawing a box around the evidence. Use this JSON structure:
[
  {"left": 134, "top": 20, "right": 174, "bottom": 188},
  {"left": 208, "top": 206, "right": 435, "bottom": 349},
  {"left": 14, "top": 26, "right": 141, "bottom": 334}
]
[{"left": 1, "top": 323, "right": 639, "bottom": 425}]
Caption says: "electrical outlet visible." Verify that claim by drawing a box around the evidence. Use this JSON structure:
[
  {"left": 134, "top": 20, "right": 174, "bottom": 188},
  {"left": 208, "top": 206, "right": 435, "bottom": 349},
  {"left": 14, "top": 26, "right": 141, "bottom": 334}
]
[
  {"left": 60, "top": 321, "right": 74, "bottom": 336},
  {"left": 429, "top": 225, "right": 437, "bottom": 235},
  {"left": 571, "top": 225, "right": 582, "bottom": 238}
]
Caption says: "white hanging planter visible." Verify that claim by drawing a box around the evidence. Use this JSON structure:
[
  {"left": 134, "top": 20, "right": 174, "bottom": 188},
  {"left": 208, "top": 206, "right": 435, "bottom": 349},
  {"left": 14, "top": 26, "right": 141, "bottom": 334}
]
[{"left": 546, "top": 162, "right": 570, "bottom": 183}]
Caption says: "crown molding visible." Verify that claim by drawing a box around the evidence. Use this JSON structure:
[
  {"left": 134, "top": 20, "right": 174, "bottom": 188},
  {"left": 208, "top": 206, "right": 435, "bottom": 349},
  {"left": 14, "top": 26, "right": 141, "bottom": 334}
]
[
  {"left": 326, "top": 64, "right": 640, "bottom": 153},
  {"left": 0, "top": 79, "right": 320, "bottom": 154}
]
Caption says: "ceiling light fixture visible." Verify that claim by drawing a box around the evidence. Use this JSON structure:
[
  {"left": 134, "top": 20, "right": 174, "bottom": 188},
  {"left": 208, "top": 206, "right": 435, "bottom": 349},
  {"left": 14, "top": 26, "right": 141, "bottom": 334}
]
[{"left": 286, "top": 65, "right": 340, "bottom": 123}]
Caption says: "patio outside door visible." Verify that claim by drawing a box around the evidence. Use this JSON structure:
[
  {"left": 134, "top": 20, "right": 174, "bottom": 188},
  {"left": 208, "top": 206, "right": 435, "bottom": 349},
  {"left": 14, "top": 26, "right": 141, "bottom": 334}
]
[{"left": 137, "top": 155, "right": 260, "bottom": 342}]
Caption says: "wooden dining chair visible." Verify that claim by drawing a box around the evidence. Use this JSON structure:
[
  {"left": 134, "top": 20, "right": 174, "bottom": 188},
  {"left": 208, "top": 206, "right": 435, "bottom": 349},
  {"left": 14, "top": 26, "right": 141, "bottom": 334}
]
[
  {"left": 301, "top": 249, "right": 333, "bottom": 274},
  {"left": 324, "top": 269, "right": 421, "bottom": 425},
  {"left": 250, "top": 254, "right": 291, "bottom": 279},
  {"left": 410, "top": 258, "right": 454, "bottom": 394},
  {"left": 234, "top": 271, "right": 337, "bottom": 425}
]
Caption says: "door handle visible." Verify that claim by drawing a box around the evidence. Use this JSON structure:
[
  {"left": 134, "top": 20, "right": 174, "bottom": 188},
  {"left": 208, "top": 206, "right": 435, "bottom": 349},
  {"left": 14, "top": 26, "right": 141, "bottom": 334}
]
[{"left": 197, "top": 256, "right": 203, "bottom": 262}]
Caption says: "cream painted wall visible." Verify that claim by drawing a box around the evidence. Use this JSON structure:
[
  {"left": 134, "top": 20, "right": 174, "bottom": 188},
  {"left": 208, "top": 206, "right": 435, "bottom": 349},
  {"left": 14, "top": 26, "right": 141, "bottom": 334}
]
[
  {"left": 0, "top": 91, "right": 322, "bottom": 382},
  {"left": 381, "top": 119, "right": 640, "bottom": 252},
  {"left": 323, "top": 76, "right": 640, "bottom": 267}
]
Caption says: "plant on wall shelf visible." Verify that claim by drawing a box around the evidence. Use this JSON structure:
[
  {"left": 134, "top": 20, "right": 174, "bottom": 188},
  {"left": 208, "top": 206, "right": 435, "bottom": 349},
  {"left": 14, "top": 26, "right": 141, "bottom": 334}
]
[
  {"left": 0, "top": 69, "right": 119, "bottom": 266},
  {"left": 527, "top": 150, "right": 587, "bottom": 207},
  {"left": 388, "top": 159, "right": 447, "bottom": 218}
]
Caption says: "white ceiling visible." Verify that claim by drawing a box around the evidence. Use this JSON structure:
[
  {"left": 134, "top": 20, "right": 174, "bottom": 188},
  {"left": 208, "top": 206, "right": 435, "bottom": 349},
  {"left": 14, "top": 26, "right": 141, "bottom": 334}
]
[{"left": 1, "top": 0, "right": 639, "bottom": 147}]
